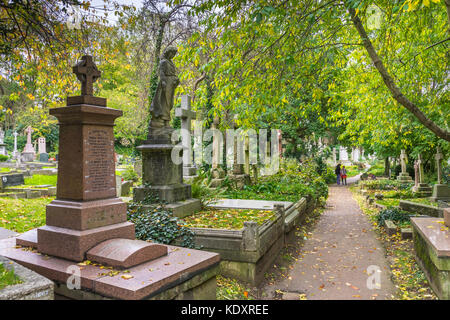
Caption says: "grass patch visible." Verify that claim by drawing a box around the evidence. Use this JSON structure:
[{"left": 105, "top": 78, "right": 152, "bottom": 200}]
[
  {"left": 216, "top": 276, "right": 253, "bottom": 300},
  {"left": 350, "top": 186, "right": 436, "bottom": 300},
  {"left": 0, "top": 168, "right": 11, "bottom": 173},
  {"left": 0, "top": 197, "right": 53, "bottom": 232},
  {"left": 376, "top": 199, "right": 400, "bottom": 207},
  {"left": 0, "top": 263, "right": 22, "bottom": 290},
  {"left": 182, "top": 208, "right": 276, "bottom": 230},
  {"left": 24, "top": 175, "right": 57, "bottom": 186}
]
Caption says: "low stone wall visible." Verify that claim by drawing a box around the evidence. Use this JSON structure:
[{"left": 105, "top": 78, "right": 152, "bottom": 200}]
[
  {"left": 0, "top": 187, "right": 56, "bottom": 199},
  {"left": 399, "top": 200, "right": 444, "bottom": 218},
  {"left": 186, "top": 197, "right": 313, "bottom": 285},
  {"left": 0, "top": 256, "right": 54, "bottom": 300}
]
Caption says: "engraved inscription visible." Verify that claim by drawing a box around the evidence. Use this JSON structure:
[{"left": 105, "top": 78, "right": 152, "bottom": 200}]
[{"left": 86, "top": 129, "right": 112, "bottom": 193}]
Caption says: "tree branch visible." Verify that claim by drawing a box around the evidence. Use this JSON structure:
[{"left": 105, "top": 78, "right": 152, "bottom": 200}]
[{"left": 348, "top": 7, "right": 450, "bottom": 142}]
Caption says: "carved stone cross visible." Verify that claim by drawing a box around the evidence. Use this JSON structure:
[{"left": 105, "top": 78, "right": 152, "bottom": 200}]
[
  {"left": 73, "top": 55, "right": 101, "bottom": 96},
  {"left": 417, "top": 153, "right": 424, "bottom": 184},
  {"left": 400, "top": 149, "right": 407, "bottom": 173},
  {"left": 175, "top": 95, "right": 196, "bottom": 167}
]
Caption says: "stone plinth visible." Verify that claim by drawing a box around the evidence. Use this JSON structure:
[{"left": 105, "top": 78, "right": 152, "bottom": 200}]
[
  {"left": 133, "top": 143, "right": 192, "bottom": 203},
  {"left": 431, "top": 184, "right": 450, "bottom": 202},
  {"left": 411, "top": 216, "right": 450, "bottom": 299},
  {"left": 397, "top": 172, "right": 413, "bottom": 183}
]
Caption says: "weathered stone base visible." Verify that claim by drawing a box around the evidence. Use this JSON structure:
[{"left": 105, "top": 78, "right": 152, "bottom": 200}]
[
  {"left": 136, "top": 198, "right": 202, "bottom": 219},
  {"left": 21, "top": 152, "right": 35, "bottom": 162},
  {"left": 209, "top": 178, "right": 225, "bottom": 188},
  {"left": 228, "top": 174, "right": 251, "bottom": 190},
  {"left": 399, "top": 200, "right": 444, "bottom": 218},
  {"left": 183, "top": 166, "right": 197, "bottom": 177},
  {"left": 411, "top": 217, "right": 450, "bottom": 300},
  {"left": 133, "top": 184, "right": 191, "bottom": 203},
  {"left": 0, "top": 237, "right": 220, "bottom": 300},
  {"left": 413, "top": 183, "right": 432, "bottom": 197},
  {"left": 397, "top": 173, "right": 413, "bottom": 182},
  {"left": 431, "top": 184, "right": 450, "bottom": 202}
]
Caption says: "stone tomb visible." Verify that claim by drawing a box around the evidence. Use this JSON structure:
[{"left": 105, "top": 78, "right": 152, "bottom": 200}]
[
  {"left": 182, "top": 197, "right": 315, "bottom": 285},
  {"left": 411, "top": 208, "right": 450, "bottom": 299},
  {"left": 0, "top": 55, "right": 219, "bottom": 300}
]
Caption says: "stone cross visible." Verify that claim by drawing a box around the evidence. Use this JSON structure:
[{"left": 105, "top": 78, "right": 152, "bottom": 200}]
[
  {"left": 400, "top": 149, "right": 407, "bottom": 173},
  {"left": 73, "top": 55, "right": 101, "bottom": 96},
  {"left": 22, "top": 126, "right": 35, "bottom": 153},
  {"left": 435, "top": 147, "right": 443, "bottom": 184},
  {"left": 175, "top": 95, "right": 196, "bottom": 167},
  {"left": 417, "top": 153, "right": 424, "bottom": 184}
]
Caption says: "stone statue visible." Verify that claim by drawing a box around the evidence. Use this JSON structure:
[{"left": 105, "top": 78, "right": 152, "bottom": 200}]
[{"left": 150, "top": 46, "right": 180, "bottom": 128}]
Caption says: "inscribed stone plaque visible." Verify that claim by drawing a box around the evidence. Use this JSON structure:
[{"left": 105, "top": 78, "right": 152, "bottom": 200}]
[{"left": 84, "top": 127, "right": 115, "bottom": 199}]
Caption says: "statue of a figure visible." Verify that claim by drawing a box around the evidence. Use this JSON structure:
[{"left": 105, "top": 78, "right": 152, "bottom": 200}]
[{"left": 150, "top": 46, "right": 180, "bottom": 128}]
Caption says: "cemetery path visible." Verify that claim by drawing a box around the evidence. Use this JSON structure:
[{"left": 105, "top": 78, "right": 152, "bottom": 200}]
[{"left": 262, "top": 175, "right": 396, "bottom": 300}]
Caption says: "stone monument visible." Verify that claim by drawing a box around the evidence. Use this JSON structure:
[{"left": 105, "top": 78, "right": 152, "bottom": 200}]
[
  {"left": 21, "top": 126, "right": 36, "bottom": 162},
  {"left": 37, "top": 137, "right": 49, "bottom": 162},
  {"left": 0, "top": 55, "right": 218, "bottom": 300},
  {"left": 12, "top": 131, "right": 19, "bottom": 159},
  {"left": 412, "top": 153, "right": 432, "bottom": 196},
  {"left": 209, "top": 116, "right": 226, "bottom": 188},
  {"left": 397, "top": 149, "right": 413, "bottom": 182},
  {"left": 133, "top": 47, "right": 201, "bottom": 217},
  {"left": 227, "top": 116, "right": 250, "bottom": 189},
  {"left": 431, "top": 147, "right": 450, "bottom": 201},
  {"left": 0, "top": 128, "right": 6, "bottom": 156},
  {"left": 175, "top": 95, "right": 197, "bottom": 177}
]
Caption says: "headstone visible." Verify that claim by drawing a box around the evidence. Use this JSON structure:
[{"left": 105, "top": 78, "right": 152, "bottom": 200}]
[
  {"left": 0, "top": 173, "right": 24, "bottom": 188},
  {"left": 209, "top": 116, "right": 225, "bottom": 187},
  {"left": 397, "top": 149, "right": 413, "bottom": 182},
  {"left": 431, "top": 147, "right": 450, "bottom": 201},
  {"left": 21, "top": 126, "right": 36, "bottom": 162},
  {"left": 413, "top": 153, "right": 432, "bottom": 196},
  {"left": 332, "top": 147, "right": 337, "bottom": 166},
  {"left": 12, "top": 131, "right": 19, "bottom": 159},
  {"left": 0, "top": 128, "right": 6, "bottom": 156},
  {"left": 228, "top": 116, "right": 250, "bottom": 189},
  {"left": 175, "top": 95, "right": 197, "bottom": 177},
  {"left": 37, "top": 137, "right": 46, "bottom": 154}
]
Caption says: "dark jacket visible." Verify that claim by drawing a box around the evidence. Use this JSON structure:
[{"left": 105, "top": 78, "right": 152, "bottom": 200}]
[{"left": 335, "top": 165, "right": 341, "bottom": 175}]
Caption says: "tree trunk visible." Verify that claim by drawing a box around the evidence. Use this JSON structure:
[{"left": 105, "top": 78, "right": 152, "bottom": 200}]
[
  {"left": 384, "top": 156, "right": 390, "bottom": 177},
  {"left": 348, "top": 7, "right": 450, "bottom": 142}
]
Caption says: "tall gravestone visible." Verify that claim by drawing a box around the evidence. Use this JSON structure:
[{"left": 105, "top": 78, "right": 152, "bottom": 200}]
[
  {"left": 0, "top": 128, "right": 6, "bottom": 156},
  {"left": 397, "top": 149, "right": 413, "bottom": 182},
  {"left": 175, "top": 95, "right": 197, "bottom": 177},
  {"left": 133, "top": 47, "right": 200, "bottom": 215},
  {"left": 228, "top": 116, "right": 250, "bottom": 189},
  {"left": 12, "top": 131, "right": 19, "bottom": 160},
  {"left": 4, "top": 55, "right": 219, "bottom": 300},
  {"left": 431, "top": 147, "right": 450, "bottom": 201},
  {"left": 413, "top": 153, "right": 432, "bottom": 196},
  {"left": 38, "top": 137, "right": 49, "bottom": 162},
  {"left": 21, "top": 126, "right": 36, "bottom": 162},
  {"left": 209, "top": 116, "right": 226, "bottom": 188}
]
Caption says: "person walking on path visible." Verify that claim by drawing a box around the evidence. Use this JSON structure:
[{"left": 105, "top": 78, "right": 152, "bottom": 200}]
[
  {"left": 335, "top": 163, "right": 341, "bottom": 185},
  {"left": 341, "top": 165, "right": 347, "bottom": 185}
]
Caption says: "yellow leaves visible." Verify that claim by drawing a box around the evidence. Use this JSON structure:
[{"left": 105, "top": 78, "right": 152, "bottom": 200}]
[{"left": 121, "top": 275, "right": 134, "bottom": 280}]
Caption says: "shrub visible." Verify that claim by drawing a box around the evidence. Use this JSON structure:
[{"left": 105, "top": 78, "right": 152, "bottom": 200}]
[
  {"left": 0, "top": 155, "right": 8, "bottom": 162},
  {"left": 127, "top": 203, "right": 197, "bottom": 248},
  {"left": 120, "top": 166, "right": 138, "bottom": 182},
  {"left": 376, "top": 207, "right": 411, "bottom": 226}
]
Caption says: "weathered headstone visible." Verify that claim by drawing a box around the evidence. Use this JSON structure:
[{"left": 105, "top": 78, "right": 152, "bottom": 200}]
[
  {"left": 431, "top": 147, "right": 450, "bottom": 201},
  {"left": 228, "top": 116, "right": 250, "bottom": 189},
  {"left": 175, "top": 95, "right": 197, "bottom": 177},
  {"left": 37, "top": 137, "right": 46, "bottom": 154},
  {"left": 0, "top": 173, "right": 24, "bottom": 188},
  {"left": 0, "top": 128, "right": 6, "bottom": 156},
  {"left": 21, "top": 126, "right": 36, "bottom": 162},
  {"left": 39, "top": 153, "right": 49, "bottom": 163},
  {"left": 332, "top": 147, "right": 337, "bottom": 166},
  {"left": 209, "top": 116, "right": 225, "bottom": 187},
  {"left": 413, "top": 153, "right": 432, "bottom": 196},
  {"left": 397, "top": 149, "right": 413, "bottom": 182},
  {"left": 12, "top": 131, "right": 19, "bottom": 159}
]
